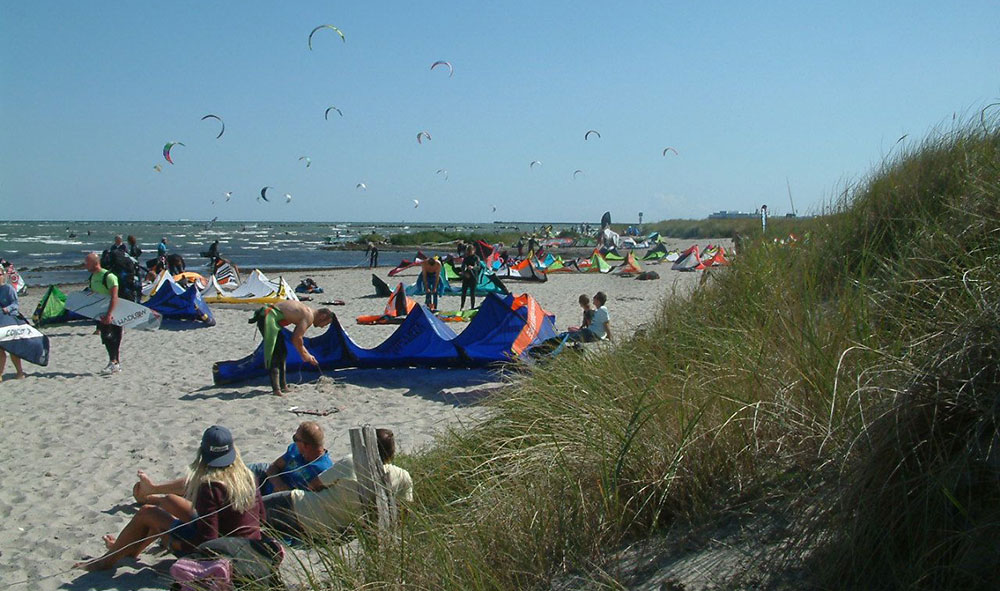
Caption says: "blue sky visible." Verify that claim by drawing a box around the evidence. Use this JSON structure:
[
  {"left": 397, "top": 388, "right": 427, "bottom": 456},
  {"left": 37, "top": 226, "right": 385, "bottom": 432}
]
[{"left": 2, "top": 1, "right": 998, "bottom": 223}]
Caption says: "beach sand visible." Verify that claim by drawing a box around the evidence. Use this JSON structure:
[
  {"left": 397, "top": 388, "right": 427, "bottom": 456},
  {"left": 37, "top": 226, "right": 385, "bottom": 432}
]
[{"left": 0, "top": 243, "right": 720, "bottom": 590}]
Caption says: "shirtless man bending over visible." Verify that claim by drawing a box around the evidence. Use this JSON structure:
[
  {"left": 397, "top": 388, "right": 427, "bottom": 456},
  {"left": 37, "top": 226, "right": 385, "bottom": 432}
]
[{"left": 250, "top": 300, "right": 334, "bottom": 396}]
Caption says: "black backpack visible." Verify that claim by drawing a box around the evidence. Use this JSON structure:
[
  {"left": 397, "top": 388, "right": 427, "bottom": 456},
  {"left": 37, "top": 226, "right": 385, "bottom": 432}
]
[{"left": 108, "top": 250, "right": 140, "bottom": 302}]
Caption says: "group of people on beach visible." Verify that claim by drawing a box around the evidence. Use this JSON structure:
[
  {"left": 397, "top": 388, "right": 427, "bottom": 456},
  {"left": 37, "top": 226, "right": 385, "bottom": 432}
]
[{"left": 77, "top": 422, "right": 413, "bottom": 572}]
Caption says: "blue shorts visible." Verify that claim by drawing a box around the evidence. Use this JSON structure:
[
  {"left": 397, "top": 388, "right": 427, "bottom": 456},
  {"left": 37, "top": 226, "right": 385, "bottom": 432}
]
[{"left": 170, "top": 518, "right": 199, "bottom": 545}]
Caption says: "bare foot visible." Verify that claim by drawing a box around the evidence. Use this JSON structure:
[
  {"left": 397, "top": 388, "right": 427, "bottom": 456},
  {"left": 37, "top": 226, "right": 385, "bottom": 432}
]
[
  {"left": 272, "top": 390, "right": 284, "bottom": 397},
  {"left": 132, "top": 470, "right": 154, "bottom": 503},
  {"left": 15, "top": 373, "right": 25, "bottom": 379},
  {"left": 102, "top": 534, "right": 117, "bottom": 549}
]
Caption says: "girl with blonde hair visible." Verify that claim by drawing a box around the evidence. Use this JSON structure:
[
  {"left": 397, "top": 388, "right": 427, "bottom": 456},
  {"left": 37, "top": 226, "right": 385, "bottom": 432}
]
[{"left": 77, "top": 425, "right": 264, "bottom": 571}]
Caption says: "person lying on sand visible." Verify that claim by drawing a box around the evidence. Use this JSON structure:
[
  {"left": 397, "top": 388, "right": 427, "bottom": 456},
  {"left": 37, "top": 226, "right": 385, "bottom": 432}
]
[
  {"left": 133, "top": 421, "right": 333, "bottom": 504},
  {"left": 249, "top": 300, "right": 334, "bottom": 396},
  {"left": 262, "top": 428, "right": 413, "bottom": 540},
  {"left": 77, "top": 425, "right": 264, "bottom": 571}
]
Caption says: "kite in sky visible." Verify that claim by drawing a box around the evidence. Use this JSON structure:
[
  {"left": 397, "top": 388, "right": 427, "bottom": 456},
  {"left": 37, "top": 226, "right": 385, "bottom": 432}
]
[
  {"left": 163, "top": 142, "right": 184, "bottom": 164},
  {"left": 417, "top": 131, "right": 432, "bottom": 144},
  {"left": 201, "top": 114, "right": 224, "bottom": 139},
  {"left": 309, "top": 25, "right": 345, "bottom": 49},
  {"left": 430, "top": 60, "right": 453, "bottom": 77},
  {"left": 584, "top": 130, "right": 601, "bottom": 140}
]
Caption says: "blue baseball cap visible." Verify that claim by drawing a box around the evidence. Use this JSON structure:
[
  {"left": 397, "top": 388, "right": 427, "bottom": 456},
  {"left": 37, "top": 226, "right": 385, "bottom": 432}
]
[{"left": 200, "top": 425, "right": 237, "bottom": 468}]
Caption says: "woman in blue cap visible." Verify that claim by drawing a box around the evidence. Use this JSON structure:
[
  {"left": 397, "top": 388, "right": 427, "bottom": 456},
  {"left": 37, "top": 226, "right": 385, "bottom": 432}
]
[{"left": 77, "top": 425, "right": 264, "bottom": 571}]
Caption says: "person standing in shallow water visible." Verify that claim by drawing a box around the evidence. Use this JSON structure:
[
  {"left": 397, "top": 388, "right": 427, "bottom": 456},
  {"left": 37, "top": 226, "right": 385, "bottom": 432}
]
[{"left": 84, "top": 252, "right": 123, "bottom": 375}]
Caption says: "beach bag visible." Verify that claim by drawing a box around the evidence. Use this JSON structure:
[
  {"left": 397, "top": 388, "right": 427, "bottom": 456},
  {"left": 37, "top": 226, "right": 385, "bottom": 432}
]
[
  {"left": 192, "top": 537, "right": 284, "bottom": 589},
  {"left": 169, "top": 557, "right": 233, "bottom": 591}
]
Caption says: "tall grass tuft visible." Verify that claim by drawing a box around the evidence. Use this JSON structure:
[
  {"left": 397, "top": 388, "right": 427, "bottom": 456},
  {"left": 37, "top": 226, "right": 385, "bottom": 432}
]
[{"left": 284, "top": 115, "right": 1000, "bottom": 590}]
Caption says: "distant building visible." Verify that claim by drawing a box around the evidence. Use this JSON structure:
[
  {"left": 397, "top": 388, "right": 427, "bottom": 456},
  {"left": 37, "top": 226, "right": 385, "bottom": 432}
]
[{"left": 708, "top": 210, "right": 757, "bottom": 219}]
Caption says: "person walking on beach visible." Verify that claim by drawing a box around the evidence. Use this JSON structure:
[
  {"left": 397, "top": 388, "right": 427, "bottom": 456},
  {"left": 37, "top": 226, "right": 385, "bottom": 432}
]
[
  {"left": 84, "top": 252, "right": 123, "bottom": 375},
  {"left": 76, "top": 425, "right": 265, "bottom": 571},
  {"left": 0, "top": 272, "right": 25, "bottom": 381},
  {"left": 420, "top": 256, "right": 442, "bottom": 310},
  {"left": 250, "top": 301, "right": 334, "bottom": 396},
  {"left": 460, "top": 244, "right": 481, "bottom": 310},
  {"left": 366, "top": 242, "right": 379, "bottom": 269}
]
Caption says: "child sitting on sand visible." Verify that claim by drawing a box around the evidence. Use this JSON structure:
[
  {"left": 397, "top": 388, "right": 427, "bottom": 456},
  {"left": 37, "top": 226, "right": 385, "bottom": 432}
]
[{"left": 568, "top": 294, "right": 594, "bottom": 333}]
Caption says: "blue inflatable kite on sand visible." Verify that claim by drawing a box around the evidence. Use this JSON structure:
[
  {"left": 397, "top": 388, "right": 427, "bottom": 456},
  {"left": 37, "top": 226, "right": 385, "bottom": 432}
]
[{"left": 212, "top": 293, "right": 556, "bottom": 385}]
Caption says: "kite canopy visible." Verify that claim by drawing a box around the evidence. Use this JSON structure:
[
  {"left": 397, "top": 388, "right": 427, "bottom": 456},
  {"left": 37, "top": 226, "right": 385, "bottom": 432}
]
[
  {"left": 573, "top": 169, "right": 584, "bottom": 179},
  {"left": 260, "top": 186, "right": 272, "bottom": 202},
  {"left": 145, "top": 274, "right": 215, "bottom": 325},
  {"left": 201, "top": 114, "right": 225, "bottom": 139},
  {"left": 153, "top": 165, "right": 162, "bottom": 173},
  {"left": 436, "top": 169, "right": 448, "bottom": 180},
  {"left": 212, "top": 293, "right": 557, "bottom": 384},
  {"left": 308, "top": 24, "right": 345, "bottom": 49},
  {"left": 430, "top": 60, "right": 454, "bottom": 77},
  {"left": 530, "top": 160, "right": 542, "bottom": 168},
  {"left": 356, "top": 183, "right": 367, "bottom": 191},
  {"left": 663, "top": 146, "right": 679, "bottom": 156},
  {"left": 163, "top": 142, "right": 185, "bottom": 164},
  {"left": 584, "top": 130, "right": 601, "bottom": 140},
  {"left": 417, "top": 131, "right": 431, "bottom": 144},
  {"left": 299, "top": 156, "right": 311, "bottom": 168},
  {"left": 324, "top": 106, "right": 342, "bottom": 120},
  {"left": 32, "top": 285, "right": 86, "bottom": 326}
]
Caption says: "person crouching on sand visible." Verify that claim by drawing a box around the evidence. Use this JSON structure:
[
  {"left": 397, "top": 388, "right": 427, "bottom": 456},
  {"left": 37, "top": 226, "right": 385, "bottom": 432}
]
[
  {"left": 249, "top": 300, "right": 333, "bottom": 396},
  {"left": 76, "top": 425, "right": 264, "bottom": 571}
]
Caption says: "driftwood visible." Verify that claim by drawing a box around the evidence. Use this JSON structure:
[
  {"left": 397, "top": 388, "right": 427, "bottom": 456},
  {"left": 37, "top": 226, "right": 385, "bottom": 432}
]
[{"left": 349, "top": 426, "right": 398, "bottom": 533}]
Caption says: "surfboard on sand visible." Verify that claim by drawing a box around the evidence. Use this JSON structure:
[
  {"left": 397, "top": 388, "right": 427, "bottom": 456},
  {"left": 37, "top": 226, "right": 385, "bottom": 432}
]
[
  {"left": 65, "top": 291, "right": 161, "bottom": 331},
  {"left": 0, "top": 314, "right": 50, "bottom": 366}
]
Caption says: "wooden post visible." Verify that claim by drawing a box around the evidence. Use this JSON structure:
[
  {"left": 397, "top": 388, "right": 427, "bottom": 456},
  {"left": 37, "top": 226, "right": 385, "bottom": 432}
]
[{"left": 349, "top": 426, "right": 399, "bottom": 533}]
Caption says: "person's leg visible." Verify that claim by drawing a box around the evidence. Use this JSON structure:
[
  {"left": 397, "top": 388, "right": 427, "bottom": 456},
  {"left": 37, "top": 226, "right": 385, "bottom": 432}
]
[
  {"left": 99, "top": 325, "right": 115, "bottom": 364},
  {"left": 75, "top": 504, "right": 176, "bottom": 571},
  {"left": 432, "top": 290, "right": 438, "bottom": 310},
  {"left": 0, "top": 349, "right": 6, "bottom": 380},
  {"left": 276, "top": 337, "right": 288, "bottom": 393},
  {"left": 153, "top": 493, "right": 196, "bottom": 521},
  {"left": 468, "top": 281, "right": 476, "bottom": 309},
  {"left": 110, "top": 325, "right": 122, "bottom": 364},
  {"left": 460, "top": 282, "right": 468, "bottom": 309},
  {"left": 133, "top": 471, "right": 186, "bottom": 503},
  {"left": 262, "top": 491, "right": 305, "bottom": 538}
]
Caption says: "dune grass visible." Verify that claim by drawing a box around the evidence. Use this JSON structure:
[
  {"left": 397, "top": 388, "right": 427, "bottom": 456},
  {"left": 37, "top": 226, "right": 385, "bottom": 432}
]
[{"left": 285, "top": 116, "right": 1000, "bottom": 590}]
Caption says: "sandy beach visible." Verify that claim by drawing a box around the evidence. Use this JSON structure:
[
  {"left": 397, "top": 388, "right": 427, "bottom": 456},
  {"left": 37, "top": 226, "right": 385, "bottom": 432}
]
[{"left": 0, "top": 243, "right": 717, "bottom": 590}]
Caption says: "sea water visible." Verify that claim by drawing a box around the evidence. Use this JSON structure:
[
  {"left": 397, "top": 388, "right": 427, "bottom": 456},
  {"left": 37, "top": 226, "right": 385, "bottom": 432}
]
[{"left": 0, "top": 220, "right": 569, "bottom": 286}]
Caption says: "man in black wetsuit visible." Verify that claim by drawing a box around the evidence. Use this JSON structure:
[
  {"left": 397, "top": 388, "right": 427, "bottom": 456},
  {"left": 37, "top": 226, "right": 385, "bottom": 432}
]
[{"left": 460, "top": 244, "right": 481, "bottom": 310}]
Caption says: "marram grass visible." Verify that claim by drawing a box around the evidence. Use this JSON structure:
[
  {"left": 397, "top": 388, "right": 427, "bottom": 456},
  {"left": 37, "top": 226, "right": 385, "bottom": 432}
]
[{"left": 275, "top": 116, "right": 1000, "bottom": 591}]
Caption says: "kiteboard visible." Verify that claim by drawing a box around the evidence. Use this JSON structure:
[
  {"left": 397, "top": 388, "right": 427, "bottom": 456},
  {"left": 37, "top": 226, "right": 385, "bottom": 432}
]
[
  {"left": 65, "top": 291, "right": 161, "bottom": 331},
  {"left": 0, "top": 314, "right": 50, "bottom": 366}
]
